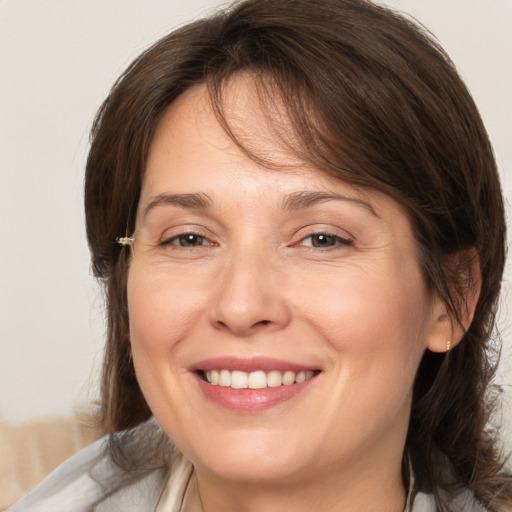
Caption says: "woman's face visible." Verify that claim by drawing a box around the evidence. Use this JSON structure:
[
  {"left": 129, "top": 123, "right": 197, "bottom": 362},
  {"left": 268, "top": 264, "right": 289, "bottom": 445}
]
[{"left": 127, "top": 78, "right": 446, "bottom": 486}]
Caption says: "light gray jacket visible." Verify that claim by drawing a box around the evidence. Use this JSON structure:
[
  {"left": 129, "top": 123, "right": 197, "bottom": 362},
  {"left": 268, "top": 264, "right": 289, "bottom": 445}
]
[{"left": 8, "top": 435, "right": 486, "bottom": 512}]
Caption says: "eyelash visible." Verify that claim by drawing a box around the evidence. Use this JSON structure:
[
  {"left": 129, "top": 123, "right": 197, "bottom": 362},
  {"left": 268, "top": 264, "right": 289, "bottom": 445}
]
[
  {"left": 159, "top": 230, "right": 353, "bottom": 250},
  {"left": 160, "top": 231, "right": 213, "bottom": 248},
  {"left": 293, "top": 232, "right": 354, "bottom": 249}
]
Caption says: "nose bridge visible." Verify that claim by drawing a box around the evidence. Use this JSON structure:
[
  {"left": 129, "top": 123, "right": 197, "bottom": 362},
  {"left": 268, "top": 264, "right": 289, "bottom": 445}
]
[{"left": 211, "top": 242, "right": 289, "bottom": 336}]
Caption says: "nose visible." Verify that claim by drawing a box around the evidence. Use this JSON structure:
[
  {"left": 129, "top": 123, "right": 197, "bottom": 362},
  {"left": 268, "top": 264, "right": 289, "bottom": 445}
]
[{"left": 210, "top": 249, "right": 291, "bottom": 337}]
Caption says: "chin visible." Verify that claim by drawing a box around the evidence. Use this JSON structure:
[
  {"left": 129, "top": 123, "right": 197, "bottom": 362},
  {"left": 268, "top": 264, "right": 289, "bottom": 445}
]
[{"left": 174, "top": 425, "right": 317, "bottom": 484}]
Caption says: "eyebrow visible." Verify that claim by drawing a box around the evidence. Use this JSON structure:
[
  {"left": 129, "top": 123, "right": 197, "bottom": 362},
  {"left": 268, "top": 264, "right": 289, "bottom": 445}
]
[
  {"left": 142, "top": 190, "right": 379, "bottom": 219},
  {"left": 281, "top": 191, "right": 379, "bottom": 217},
  {"left": 142, "top": 193, "right": 212, "bottom": 219}
]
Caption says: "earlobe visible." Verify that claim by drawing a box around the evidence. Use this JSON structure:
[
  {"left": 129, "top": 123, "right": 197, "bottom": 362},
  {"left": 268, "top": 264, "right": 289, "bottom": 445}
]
[
  {"left": 426, "top": 248, "right": 481, "bottom": 353},
  {"left": 426, "top": 300, "right": 457, "bottom": 353}
]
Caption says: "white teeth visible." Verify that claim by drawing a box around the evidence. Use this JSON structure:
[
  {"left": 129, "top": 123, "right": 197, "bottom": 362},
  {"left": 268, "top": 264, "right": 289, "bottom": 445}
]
[
  {"left": 282, "top": 370, "right": 295, "bottom": 386},
  {"left": 295, "top": 371, "right": 306, "bottom": 383},
  {"left": 202, "top": 369, "right": 317, "bottom": 389},
  {"left": 218, "top": 369, "right": 231, "bottom": 387},
  {"left": 248, "top": 370, "right": 267, "bottom": 389},
  {"left": 230, "top": 370, "right": 248, "bottom": 389},
  {"left": 267, "top": 370, "right": 283, "bottom": 387}
]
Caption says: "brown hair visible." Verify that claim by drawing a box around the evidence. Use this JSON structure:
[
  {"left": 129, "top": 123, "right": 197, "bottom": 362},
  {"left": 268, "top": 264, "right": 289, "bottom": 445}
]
[{"left": 84, "top": 0, "right": 511, "bottom": 509}]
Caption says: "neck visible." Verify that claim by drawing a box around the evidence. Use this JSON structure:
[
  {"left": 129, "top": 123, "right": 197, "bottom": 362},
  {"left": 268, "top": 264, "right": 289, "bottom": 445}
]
[{"left": 185, "top": 449, "right": 407, "bottom": 512}]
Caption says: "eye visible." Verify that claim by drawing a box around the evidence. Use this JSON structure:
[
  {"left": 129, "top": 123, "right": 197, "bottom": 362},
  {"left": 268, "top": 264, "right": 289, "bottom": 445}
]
[
  {"left": 299, "top": 233, "right": 353, "bottom": 248},
  {"left": 161, "top": 232, "right": 211, "bottom": 247}
]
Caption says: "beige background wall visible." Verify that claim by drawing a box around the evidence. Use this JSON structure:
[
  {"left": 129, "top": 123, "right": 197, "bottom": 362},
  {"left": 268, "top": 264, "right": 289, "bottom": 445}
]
[{"left": 1, "top": 0, "right": 511, "bottom": 449}]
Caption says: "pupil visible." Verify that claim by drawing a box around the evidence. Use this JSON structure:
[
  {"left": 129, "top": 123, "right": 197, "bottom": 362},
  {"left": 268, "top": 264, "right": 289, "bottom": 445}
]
[
  {"left": 313, "top": 234, "right": 335, "bottom": 247},
  {"left": 180, "top": 234, "right": 202, "bottom": 246}
]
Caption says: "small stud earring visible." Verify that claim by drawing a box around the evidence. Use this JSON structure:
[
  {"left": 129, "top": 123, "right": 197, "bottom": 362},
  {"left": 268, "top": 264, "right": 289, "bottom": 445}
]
[{"left": 446, "top": 340, "right": 451, "bottom": 352}]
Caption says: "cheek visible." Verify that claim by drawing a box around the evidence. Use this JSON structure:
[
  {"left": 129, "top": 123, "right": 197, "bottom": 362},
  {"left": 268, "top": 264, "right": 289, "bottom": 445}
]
[
  {"left": 126, "top": 266, "right": 208, "bottom": 424},
  {"left": 299, "top": 262, "right": 428, "bottom": 341},
  {"left": 320, "top": 267, "right": 429, "bottom": 420},
  {"left": 127, "top": 267, "right": 200, "bottom": 353},
  {"left": 293, "top": 258, "right": 430, "bottom": 399},
  {"left": 126, "top": 266, "right": 208, "bottom": 409}
]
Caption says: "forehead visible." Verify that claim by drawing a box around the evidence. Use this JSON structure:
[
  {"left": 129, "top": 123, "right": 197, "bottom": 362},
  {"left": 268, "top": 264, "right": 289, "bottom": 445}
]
[
  {"left": 146, "top": 78, "right": 341, "bottom": 194},
  {"left": 140, "top": 76, "right": 401, "bottom": 222},
  {"left": 146, "top": 75, "right": 302, "bottom": 174}
]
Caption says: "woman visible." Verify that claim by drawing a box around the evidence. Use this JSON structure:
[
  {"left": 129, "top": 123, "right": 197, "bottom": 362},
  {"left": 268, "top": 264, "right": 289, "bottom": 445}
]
[{"left": 9, "top": 0, "right": 512, "bottom": 510}]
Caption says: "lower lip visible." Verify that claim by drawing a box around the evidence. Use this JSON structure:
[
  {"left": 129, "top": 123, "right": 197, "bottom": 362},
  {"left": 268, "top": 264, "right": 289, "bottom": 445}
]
[{"left": 193, "top": 373, "right": 317, "bottom": 412}]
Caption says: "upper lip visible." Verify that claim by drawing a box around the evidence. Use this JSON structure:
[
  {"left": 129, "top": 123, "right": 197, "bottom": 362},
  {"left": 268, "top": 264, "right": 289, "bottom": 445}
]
[{"left": 190, "top": 357, "right": 320, "bottom": 373}]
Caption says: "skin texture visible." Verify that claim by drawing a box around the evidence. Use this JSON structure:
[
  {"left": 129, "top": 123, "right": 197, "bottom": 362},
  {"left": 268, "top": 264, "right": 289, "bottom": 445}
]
[{"left": 127, "top": 78, "right": 456, "bottom": 512}]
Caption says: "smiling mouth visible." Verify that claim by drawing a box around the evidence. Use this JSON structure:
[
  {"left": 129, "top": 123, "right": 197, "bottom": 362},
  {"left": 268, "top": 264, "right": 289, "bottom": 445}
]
[{"left": 198, "top": 369, "right": 320, "bottom": 389}]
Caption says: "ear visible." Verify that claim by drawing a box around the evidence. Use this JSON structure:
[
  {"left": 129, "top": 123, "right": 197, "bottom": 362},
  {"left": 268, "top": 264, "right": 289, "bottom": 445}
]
[{"left": 426, "top": 249, "right": 481, "bottom": 353}]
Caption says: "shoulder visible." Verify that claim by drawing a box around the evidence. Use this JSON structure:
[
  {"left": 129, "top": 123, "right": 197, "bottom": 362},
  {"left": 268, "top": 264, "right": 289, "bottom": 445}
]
[{"left": 7, "top": 427, "right": 170, "bottom": 512}]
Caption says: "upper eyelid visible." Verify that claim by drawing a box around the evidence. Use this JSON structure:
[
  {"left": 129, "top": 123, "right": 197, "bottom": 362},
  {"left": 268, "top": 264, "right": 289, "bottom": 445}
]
[
  {"left": 159, "top": 225, "right": 214, "bottom": 239},
  {"left": 304, "top": 232, "right": 353, "bottom": 241},
  {"left": 291, "top": 225, "right": 354, "bottom": 241}
]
